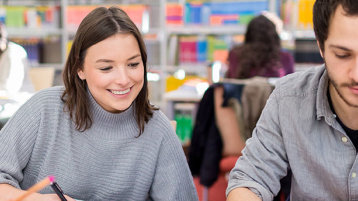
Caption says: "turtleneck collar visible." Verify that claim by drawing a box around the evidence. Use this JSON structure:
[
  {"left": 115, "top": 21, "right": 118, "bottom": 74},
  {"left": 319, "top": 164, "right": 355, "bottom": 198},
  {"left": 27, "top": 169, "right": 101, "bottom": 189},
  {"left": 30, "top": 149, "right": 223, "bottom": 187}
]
[{"left": 86, "top": 87, "right": 139, "bottom": 138}]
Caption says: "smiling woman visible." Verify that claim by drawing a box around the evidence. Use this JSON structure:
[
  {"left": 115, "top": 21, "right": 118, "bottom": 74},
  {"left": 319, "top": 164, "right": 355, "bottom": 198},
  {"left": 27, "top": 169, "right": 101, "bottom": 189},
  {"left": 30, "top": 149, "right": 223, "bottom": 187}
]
[
  {"left": 0, "top": 6, "right": 198, "bottom": 201},
  {"left": 62, "top": 6, "right": 152, "bottom": 134},
  {"left": 77, "top": 33, "right": 144, "bottom": 114}
]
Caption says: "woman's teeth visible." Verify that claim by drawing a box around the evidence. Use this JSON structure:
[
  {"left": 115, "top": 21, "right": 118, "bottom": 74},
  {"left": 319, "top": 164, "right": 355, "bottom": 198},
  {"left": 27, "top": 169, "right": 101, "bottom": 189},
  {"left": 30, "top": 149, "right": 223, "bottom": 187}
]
[{"left": 111, "top": 89, "right": 130, "bottom": 95}]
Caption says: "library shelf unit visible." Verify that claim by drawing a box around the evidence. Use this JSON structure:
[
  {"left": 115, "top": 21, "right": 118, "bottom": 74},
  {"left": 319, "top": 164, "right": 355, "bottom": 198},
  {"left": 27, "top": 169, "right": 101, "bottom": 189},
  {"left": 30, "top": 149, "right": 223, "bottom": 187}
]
[
  {"left": 0, "top": 0, "right": 319, "bottom": 109},
  {"left": 1, "top": 0, "right": 166, "bottom": 105},
  {"left": 162, "top": 0, "right": 320, "bottom": 124}
]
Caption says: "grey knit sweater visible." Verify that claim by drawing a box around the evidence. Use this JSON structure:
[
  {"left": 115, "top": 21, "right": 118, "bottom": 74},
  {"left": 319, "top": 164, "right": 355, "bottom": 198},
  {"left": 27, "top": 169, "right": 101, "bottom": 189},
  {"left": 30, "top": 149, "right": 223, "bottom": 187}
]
[{"left": 0, "top": 86, "right": 198, "bottom": 201}]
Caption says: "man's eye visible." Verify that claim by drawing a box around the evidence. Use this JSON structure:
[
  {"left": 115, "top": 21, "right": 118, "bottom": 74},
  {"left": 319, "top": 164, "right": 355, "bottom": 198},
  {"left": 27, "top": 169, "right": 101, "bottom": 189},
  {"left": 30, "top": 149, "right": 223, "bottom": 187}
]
[
  {"left": 128, "top": 62, "right": 140, "bottom": 67},
  {"left": 335, "top": 54, "right": 350, "bottom": 59}
]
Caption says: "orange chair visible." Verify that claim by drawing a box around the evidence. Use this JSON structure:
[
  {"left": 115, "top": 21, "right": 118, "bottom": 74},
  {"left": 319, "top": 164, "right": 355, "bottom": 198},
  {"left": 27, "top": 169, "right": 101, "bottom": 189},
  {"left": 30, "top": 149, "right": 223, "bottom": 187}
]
[{"left": 193, "top": 156, "right": 240, "bottom": 201}]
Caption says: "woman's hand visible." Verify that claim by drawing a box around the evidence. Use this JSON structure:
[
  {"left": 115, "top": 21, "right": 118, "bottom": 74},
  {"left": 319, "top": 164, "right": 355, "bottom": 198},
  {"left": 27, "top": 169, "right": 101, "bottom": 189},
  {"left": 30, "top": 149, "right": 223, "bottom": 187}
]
[
  {"left": 23, "top": 193, "right": 77, "bottom": 201},
  {"left": 41, "top": 194, "right": 77, "bottom": 201},
  {"left": 0, "top": 184, "right": 77, "bottom": 201}
]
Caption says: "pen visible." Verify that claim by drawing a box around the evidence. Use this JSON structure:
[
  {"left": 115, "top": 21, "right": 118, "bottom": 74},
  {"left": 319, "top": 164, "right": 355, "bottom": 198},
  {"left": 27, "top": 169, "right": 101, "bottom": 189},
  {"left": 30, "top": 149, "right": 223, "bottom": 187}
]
[{"left": 50, "top": 181, "right": 68, "bottom": 201}]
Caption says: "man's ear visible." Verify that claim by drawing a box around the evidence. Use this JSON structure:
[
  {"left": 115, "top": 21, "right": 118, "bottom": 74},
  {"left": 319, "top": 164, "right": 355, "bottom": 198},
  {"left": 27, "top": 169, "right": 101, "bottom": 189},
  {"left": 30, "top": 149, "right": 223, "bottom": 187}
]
[
  {"left": 77, "top": 69, "right": 85, "bottom": 80},
  {"left": 317, "top": 41, "right": 324, "bottom": 58}
]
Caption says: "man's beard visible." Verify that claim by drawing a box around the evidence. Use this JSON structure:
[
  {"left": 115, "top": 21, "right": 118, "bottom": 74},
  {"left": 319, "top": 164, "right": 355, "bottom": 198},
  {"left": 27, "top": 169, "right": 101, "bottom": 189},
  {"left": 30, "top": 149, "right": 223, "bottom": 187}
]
[{"left": 327, "top": 68, "right": 358, "bottom": 108}]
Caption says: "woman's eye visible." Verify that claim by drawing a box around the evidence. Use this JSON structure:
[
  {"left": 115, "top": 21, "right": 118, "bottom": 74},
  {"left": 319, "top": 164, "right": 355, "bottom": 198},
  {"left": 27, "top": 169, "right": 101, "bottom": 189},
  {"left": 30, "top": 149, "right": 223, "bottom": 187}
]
[
  {"left": 100, "top": 66, "right": 112, "bottom": 71},
  {"left": 128, "top": 62, "right": 140, "bottom": 68}
]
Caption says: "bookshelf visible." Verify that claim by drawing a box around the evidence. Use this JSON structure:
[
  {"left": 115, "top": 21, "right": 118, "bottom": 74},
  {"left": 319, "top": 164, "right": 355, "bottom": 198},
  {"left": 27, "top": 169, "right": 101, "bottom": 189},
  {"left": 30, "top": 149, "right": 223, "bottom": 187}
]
[
  {"left": 0, "top": 0, "right": 165, "bottom": 106},
  {"left": 162, "top": 0, "right": 321, "bottom": 123},
  {"left": 166, "top": 24, "right": 246, "bottom": 35},
  {"left": 0, "top": 0, "right": 163, "bottom": 66},
  {"left": 0, "top": 0, "right": 319, "bottom": 108},
  {"left": 0, "top": 1, "right": 63, "bottom": 66},
  {"left": 164, "top": 0, "right": 274, "bottom": 79},
  {"left": 164, "top": 0, "right": 318, "bottom": 73}
]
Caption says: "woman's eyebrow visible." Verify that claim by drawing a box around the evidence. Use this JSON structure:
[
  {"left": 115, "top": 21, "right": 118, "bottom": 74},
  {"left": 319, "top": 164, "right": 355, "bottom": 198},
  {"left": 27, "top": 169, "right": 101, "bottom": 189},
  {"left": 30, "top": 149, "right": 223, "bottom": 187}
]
[
  {"left": 128, "top": 54, "right": 141, "bottom": 61},
  {"left": 94, "top": 54, "right": 141, "bottom": 63},
  {"left": 95, "top": 59, "right": 114, "bottom": 63}
]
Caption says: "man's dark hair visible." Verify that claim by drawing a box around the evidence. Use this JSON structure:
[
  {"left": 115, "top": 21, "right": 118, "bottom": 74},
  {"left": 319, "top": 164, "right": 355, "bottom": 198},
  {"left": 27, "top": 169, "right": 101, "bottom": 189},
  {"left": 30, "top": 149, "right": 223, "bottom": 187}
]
[{"left": 313, "top": 0, "right": 358, "bottom": 52}]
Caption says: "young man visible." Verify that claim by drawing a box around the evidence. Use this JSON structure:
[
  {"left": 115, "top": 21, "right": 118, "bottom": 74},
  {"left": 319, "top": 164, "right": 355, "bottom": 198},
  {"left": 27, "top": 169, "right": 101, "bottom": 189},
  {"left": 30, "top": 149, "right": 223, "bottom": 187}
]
[{"left": 226, "top": 0, "right": 358, "bottom": 200}]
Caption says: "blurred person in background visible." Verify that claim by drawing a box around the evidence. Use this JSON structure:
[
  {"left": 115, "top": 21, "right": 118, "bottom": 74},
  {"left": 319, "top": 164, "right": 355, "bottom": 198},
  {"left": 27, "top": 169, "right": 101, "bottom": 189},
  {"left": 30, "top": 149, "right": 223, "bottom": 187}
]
[
  {"left": 224, "top": 13, "right": 294, "bottom": 201},
  {"left": 226, "top": 13, "right": 294, "bottom": 79},
  {"left": 0, "top": 23, "right": 34, "bottom": 93}
]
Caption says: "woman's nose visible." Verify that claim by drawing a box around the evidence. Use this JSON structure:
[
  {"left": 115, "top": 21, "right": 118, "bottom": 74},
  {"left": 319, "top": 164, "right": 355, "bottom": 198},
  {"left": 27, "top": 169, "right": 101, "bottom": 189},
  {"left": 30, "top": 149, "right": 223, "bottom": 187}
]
[{"left": 114, "top": 66, "right": 130, "bottom": 85}]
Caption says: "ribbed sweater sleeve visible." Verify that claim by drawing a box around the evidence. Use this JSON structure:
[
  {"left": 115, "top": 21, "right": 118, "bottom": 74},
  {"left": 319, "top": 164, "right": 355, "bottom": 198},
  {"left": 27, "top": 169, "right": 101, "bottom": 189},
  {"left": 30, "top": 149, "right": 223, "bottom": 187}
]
[
  {"left": 0, "top": 87, "right": 42, "bottom": 188},
  {"left": 148, "top": 114, "right": 198, "bottom": 201}
]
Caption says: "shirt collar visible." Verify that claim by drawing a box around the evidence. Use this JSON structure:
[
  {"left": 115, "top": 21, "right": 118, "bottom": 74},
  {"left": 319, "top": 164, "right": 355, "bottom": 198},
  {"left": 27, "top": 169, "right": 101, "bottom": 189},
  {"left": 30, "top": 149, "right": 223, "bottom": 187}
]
[{"left": 315, "top": 67, "right": 336, "bottom": 125}]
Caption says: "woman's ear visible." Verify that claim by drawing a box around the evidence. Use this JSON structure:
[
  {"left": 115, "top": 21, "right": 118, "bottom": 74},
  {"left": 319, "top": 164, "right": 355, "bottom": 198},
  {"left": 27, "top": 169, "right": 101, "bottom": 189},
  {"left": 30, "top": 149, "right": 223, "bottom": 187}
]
[{"left": 77, "top": 69, "right": 85, "bottom": 80}]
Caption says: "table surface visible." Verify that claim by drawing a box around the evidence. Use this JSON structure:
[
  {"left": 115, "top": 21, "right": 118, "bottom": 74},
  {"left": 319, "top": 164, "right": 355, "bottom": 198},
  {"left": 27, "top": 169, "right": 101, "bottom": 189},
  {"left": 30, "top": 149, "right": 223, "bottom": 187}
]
[{"left": 0, "top": 91, "right": 33, "bottom": 120}]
